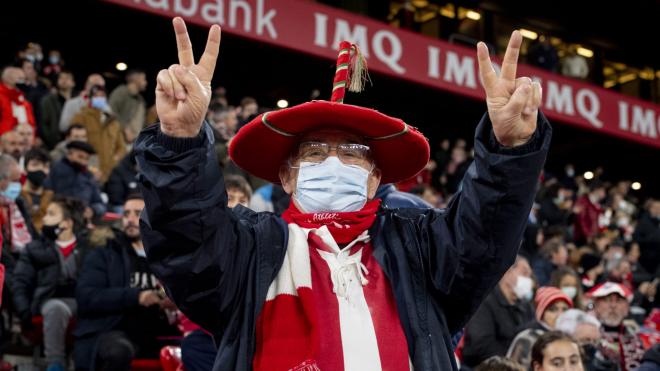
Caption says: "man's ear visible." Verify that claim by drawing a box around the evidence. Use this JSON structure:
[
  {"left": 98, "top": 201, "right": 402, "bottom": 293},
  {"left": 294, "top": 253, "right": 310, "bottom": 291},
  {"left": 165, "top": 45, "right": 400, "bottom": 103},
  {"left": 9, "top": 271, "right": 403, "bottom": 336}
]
[
  {"left": 279, "top": 165, "right": 295, "bottom": 195},
  {"left": 367, "top": 168, "right": 382, "bottom": 199}
]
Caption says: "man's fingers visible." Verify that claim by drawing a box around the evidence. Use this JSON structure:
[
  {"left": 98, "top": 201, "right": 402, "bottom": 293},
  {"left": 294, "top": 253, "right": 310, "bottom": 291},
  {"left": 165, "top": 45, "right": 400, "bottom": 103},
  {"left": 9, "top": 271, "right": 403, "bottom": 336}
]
[
  {"left": 531, "top": 81, "right": 542, "bottom": 109},
  {"left": 198, "top": 24, "right": 222, "bottom": 80},
  {"left": 477, "top": 42, "right": 497, "bottom": 92},
  {"left": 168, "top": 65, "right": 187, "bottom": 100},
  {"left": 174, "top": 66, "right": 206, "bottom": 95},
  {"left": 515, "top": 77, "right": 532, "bottom": 89},
  {"left": 500, "top": 30, "right": 522, "bottom": 81},
  {"left": 506, "top": 79, "right": 531, "bottom": 114},
  {"left": 156, "top": 69, "right": 174, "bottom": 98},
  {"left": 173, "top": 17, "right": 195, "bottom": 67}
]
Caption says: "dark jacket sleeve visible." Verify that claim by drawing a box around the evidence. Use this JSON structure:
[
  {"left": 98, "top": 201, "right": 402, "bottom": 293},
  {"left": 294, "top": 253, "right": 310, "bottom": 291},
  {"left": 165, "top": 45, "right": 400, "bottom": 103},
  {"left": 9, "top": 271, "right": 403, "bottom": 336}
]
[
  {"left": 423, "top": 112, "right": 551, "bottom": 334},
  {"left": 134, "top": 122, "right": 285, "bottom": 333},
  {"left": 11, "top": 249, "right": 37, "bottom": 318},
  {"left": 76, "top": 248, "right": 141, "bottom": 316}
]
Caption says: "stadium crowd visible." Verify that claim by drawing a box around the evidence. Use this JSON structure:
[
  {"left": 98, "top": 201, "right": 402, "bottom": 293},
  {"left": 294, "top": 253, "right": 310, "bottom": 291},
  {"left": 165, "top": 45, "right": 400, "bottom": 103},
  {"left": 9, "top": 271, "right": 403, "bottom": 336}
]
[{"left": 0, "top": 41, "right": 658, "bottom": 371}]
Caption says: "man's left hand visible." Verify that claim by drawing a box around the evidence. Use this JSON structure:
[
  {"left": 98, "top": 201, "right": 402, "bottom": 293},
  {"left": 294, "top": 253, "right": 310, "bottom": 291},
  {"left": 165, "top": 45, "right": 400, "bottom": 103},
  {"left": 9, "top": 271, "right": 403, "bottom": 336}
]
[{"left": 477, "top": 31, "right": 542, "bottom": 147}]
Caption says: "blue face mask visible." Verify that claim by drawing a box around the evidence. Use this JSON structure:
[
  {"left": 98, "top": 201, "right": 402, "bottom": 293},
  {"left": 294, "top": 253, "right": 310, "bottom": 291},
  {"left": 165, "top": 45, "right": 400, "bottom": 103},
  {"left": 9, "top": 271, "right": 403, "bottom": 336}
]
[
  {"left": 294, "top": 156, "right": 370, "bottom": 213},
  {"left": 91, "top": 96, "right": 108, "bottom": 110},
  {"left": 1, "top": 181, "right": 22, "bottom": 201}
]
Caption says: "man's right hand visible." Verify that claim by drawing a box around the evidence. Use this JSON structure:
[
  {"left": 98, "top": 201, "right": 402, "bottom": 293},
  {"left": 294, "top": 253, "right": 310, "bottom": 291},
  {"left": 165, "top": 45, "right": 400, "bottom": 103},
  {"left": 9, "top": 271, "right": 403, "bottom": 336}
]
[
  {"left": 139, "top": 290, "right": 162, "bottom": 307},
  {"left": 156, "top": 17, "right": 221, "bottom": 138}
]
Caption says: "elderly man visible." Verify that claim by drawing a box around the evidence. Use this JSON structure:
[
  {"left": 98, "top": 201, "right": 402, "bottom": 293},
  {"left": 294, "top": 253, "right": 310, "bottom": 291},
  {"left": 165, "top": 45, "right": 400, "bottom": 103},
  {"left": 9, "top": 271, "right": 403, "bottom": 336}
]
[
  {"left": 589, "top": 282, "right": 645, "bottom": 370},
  {"left": 135, "top": 18, "right": 550, "bottom": 371},
  {"left": 0, "top": 66, "right": 36, "bottom": 135}
]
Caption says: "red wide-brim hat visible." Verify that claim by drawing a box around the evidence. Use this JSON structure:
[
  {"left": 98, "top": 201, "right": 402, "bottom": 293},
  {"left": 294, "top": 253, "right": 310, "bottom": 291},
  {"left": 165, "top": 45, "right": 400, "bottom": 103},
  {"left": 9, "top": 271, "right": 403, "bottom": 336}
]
[{"left": 229, "top": 42, "right": 430, "bottom": 185}]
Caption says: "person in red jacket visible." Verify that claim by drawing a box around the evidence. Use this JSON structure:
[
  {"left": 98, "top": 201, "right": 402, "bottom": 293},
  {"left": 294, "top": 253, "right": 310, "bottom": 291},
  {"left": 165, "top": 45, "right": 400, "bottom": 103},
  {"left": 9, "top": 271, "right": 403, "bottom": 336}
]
[
  {"left": 574, "top": 181, "right": 606, "bottom": 245},
  {"left": 0, "top": 66, "right": 36, "bottom": 135}
]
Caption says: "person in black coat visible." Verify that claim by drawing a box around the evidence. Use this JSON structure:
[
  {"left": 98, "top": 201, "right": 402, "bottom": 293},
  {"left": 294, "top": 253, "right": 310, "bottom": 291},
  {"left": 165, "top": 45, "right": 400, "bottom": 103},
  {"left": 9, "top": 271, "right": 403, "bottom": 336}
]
[
  {"left": 634, "top": 200, "right": 660, "bottom": 276},
  {"left": 74, "top": 194, "right": 179, "bottom": 371},
  {"left": 43, "top": 141, "right": 106, "bottom": 218},
  {"left": 11, "top": 196, "right": 88, "bottom": 371},
  {"left": 462, "top": 256, "right": 536, "bottom": 367},
  {"left": 136, "top": 20, "right": 550, "bottom": 371},
  {"left": 105, "top": 152, "right": 138, "bottom": 212}
]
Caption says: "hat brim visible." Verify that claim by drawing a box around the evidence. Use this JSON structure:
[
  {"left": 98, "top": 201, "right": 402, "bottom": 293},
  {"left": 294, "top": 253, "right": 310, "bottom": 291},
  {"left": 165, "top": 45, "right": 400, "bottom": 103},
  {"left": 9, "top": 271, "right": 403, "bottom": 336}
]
[{"left": 229, "top": 100, "right": 430, "bottom": 184}]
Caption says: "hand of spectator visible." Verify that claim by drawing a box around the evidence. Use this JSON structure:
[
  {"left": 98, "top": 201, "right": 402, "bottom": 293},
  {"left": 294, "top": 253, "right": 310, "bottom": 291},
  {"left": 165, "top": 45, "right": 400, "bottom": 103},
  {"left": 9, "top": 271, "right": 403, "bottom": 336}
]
[
  {"left": 477, "top": 31, "right": 542, "bottom": 147},
  {"left": 156, "top": 17, "right": 221, "bottom": 138},
  {"left": 139, "top": 289, "right": 162, "bottom": 307}
]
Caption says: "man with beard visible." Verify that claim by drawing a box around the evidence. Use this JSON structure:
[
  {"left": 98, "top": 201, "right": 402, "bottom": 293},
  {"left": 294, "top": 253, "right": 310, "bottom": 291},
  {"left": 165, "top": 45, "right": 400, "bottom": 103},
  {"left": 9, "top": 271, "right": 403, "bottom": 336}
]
[
  {"left": 589, "top": 282, "right": 646, "bottom": 370},
  {"left": 74, "top": 194, "right": 179, "bottom": 371}
]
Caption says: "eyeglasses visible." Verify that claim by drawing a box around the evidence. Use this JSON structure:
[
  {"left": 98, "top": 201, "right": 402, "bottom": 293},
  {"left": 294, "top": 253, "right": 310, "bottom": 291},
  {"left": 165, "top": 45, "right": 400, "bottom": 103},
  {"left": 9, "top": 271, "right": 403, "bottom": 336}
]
[{"left": 296, "top": 141, "right": 371, "bottom": 165}]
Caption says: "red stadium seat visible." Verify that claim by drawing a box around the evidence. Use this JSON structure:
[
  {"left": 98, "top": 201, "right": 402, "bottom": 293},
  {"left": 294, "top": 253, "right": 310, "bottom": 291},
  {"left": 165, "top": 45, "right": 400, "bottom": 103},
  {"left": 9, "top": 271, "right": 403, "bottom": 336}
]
[{"left": 131, "top": 359, "right": 163, "bottom": 371}]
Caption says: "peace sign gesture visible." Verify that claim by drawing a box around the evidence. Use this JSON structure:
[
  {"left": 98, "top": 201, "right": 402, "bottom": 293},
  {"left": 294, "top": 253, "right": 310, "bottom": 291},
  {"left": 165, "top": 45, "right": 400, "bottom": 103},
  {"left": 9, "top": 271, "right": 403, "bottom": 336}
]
[
  {"left": 477, "top": 31, "right": 542, "bottom": 147},
  {"left": 156, "top": 17, "right": 221, "bottom": 137}
]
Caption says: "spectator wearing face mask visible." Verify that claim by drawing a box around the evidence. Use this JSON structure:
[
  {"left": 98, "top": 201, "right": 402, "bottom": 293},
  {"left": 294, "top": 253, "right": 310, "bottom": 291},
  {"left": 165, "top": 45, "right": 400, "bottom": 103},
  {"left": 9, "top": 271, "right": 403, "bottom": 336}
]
[
  {"left": 42, "top": 50, "right": 65, "bottom": 83},
  {"left": 462, "top": 255, "right": 535, "bottom": 367},
  {"left": 0, "top": 154, "right": 36, "bottom": 255},
  {"left": 0, "top": 66, "right": 36, "bottom": 135},
  {"left": 588, "top": 282, "right": 646, "bottom": 370},
  {"left": 59, "top": 73, "right": 105, "bottom": 132},
  {"left": 507, "top": 287, "right": 573, "bottom": 369},
  {"left": 43, "top": 141, "right": 106, "bottom": 218},
  {"left": 11, "top": 196, "right": 89, "bottom": 371},
  {"left": 20, "top": 148, "right": 52, "bottom": 231},
  {"left": 70, "top": 85, "right": 126, "bottom": 183},
  {"left": 549, "top": 266, "right": 585, "bottom": 310}
]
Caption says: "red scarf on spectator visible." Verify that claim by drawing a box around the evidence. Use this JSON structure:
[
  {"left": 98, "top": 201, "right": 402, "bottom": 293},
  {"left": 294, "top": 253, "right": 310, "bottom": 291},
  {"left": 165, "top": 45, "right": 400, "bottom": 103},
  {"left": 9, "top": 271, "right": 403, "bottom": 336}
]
[
  {"left": 255, "top": 199, "right": 398, "bottom": 371},
  {"left": 280, "top": 199, "right": 381, "bottom": 244}
]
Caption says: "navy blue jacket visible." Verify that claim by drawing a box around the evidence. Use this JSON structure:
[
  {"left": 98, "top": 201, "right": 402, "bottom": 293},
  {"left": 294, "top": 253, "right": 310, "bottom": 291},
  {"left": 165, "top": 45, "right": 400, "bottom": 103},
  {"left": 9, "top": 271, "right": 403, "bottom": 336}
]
[
  {"left": 376, "top": 184, "right": 432, "bottom": 209},
  {"left": 44, "top": 158, "right": 106, "bottom": 217},
  {"left": 135, "top": 112, "right": 551, "bottom": 371}
]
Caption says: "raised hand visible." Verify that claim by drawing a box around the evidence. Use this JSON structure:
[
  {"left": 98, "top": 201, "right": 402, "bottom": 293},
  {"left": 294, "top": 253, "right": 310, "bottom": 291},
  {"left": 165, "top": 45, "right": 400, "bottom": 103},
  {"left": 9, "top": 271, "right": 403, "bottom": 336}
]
[
  {"left": 156, "top": 17, "right": 221, "bottom": 137},
  {"left": 477, "top": 31, "right": 542, "bottom": 147}
]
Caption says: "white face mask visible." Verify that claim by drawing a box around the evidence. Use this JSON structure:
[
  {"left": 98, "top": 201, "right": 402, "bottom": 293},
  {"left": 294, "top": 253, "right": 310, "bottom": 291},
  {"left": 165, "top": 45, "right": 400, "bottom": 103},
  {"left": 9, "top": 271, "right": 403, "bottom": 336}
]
[
  {"left": 294, "top": 156, "right": 369, "bottom": 213},
  {"left": 513, "top": 276, "right": 534, "bottom": 301},
  {"left": 561, "top": 286, "right": 577, "bottom": 299}
]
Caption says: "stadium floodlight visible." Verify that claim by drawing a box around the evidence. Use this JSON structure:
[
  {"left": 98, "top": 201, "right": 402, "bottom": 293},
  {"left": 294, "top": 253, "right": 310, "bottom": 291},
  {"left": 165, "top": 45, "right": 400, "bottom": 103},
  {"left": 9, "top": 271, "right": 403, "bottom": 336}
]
[
  {"left": 519, "top": 29, "right": 538, "bottom": 40},
  {"left": 116, "top": 62, "right": 128, "bottom": 71},
  {"left": 277, "top": 99, "right": 289, "bottom": 109},
  {"left": 577, "top": 47, "right": 594, "bottom": 58}
]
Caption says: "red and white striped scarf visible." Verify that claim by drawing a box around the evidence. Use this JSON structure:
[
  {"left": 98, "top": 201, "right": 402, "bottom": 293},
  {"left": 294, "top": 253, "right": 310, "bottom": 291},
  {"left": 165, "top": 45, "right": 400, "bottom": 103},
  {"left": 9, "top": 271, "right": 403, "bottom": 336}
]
[{"left": 253, "top": 200, "right": 410, "bottom": 371}]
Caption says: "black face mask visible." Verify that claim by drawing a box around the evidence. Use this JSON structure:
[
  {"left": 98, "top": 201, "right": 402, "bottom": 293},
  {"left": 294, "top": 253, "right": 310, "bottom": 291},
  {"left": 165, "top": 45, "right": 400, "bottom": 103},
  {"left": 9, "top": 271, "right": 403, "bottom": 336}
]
[
  {"left": 581, "top": 343, "right": 597, "bottom": 362},
  {"left": 27, "top": 170, "right": 47, "bottom": 187},
  {"left": 41, "top": 223, "right": 62, "bottom": 240}
]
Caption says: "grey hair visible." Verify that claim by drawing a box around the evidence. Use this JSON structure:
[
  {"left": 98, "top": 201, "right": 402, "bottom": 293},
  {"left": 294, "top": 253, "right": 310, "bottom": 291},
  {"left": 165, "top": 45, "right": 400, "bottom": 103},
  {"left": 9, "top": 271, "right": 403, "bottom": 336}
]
[
  {"left": 0, "top": 154, "right": 17, "bottom": 181},
  {"left": 555, "top": 309, "right": 601, "bottom": 335}
]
